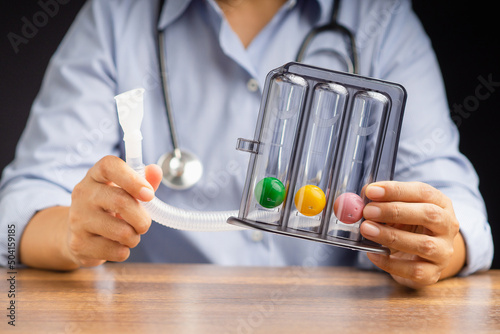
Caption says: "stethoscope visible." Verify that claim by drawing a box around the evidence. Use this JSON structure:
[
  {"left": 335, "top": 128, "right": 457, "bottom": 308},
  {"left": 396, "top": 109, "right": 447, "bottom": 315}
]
[{"left": 156, "top": 0, "right": 358, "bottom": 190}]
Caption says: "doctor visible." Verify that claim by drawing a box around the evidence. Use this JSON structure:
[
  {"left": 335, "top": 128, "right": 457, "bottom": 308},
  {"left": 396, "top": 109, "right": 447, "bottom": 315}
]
[{"left": 0, "top": 0, "right": 493, "bottom": 289}]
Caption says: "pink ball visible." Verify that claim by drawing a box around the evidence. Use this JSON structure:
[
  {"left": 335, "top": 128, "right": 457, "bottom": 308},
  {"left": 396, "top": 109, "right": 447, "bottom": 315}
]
[{"left": 333, "top": 192, "right": 365, "bottom": 224}]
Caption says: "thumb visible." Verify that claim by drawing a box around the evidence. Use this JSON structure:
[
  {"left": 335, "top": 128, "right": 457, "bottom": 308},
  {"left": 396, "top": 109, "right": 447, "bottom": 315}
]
[{"left": 145, "top": 164, "right": 163, "bottom": 192}]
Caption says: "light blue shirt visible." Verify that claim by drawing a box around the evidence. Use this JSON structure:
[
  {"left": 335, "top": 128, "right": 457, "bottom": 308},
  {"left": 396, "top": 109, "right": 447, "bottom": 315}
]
[{"left": 0, "top": 0, "right": 493, "bottom": 274}]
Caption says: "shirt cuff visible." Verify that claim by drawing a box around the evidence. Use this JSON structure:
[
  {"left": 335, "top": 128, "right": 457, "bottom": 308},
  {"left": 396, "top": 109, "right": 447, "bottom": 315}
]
[
  {"left": 0, "top": 179, "right": 71, "bottom": 268},
  {"left": 453, "top": 201, "right": 494, "bottom": 276}
]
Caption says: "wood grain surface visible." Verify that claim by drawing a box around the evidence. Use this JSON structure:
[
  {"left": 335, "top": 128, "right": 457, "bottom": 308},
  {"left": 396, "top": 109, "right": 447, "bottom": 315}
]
[{"left": 2, "top": 263, "right": 499, "bottom": 333}]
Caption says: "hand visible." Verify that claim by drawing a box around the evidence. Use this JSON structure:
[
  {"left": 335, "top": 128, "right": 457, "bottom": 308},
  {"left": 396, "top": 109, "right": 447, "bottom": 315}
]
[
  {"left": 359, "top": 181, "right": 464, "bottom": 288},
  {"left": 65, "top": 155, "right": 162, "bottom": 267}
]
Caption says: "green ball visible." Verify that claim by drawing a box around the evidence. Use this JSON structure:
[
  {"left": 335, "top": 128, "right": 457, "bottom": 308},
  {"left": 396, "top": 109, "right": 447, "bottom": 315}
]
[{"left": 254, "top": 177, "right": 286, "bottom": 208}]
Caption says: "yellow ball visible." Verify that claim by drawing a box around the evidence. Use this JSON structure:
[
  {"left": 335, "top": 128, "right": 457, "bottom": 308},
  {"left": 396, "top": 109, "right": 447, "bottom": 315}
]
[{"left": 294, "top": 185, "right": 326, "bottom": 216}]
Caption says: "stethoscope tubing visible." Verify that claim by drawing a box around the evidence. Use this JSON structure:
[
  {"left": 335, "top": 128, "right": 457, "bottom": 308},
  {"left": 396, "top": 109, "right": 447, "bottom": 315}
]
[{"left": 155, "top": 0, "right": 358, "bottom": 189}]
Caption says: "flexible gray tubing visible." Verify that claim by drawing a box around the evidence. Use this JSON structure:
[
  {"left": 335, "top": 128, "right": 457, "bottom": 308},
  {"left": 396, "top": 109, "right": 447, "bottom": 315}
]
[
  {"left": 127, "top": 155, "right": 243, "bottom": 232},
  {"left": 130, "top": 157, "right": 298, "bottom": 232},
  {"left": 144, "top": 197, "right": 242, "bottom": 231}
]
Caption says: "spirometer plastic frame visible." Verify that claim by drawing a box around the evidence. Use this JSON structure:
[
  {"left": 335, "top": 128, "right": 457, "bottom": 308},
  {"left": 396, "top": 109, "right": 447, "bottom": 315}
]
[{"left": 227, "top": 62, "right": 407, "bottom": 254}]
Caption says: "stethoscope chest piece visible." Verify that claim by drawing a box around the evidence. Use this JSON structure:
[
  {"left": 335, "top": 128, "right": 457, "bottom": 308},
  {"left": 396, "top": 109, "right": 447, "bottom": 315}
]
[{"left": 158, "top": 148, "right": 203, "bottom": 190}]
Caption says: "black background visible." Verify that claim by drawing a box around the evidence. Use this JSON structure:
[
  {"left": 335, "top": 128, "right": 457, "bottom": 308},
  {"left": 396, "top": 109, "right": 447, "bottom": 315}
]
[{"left": 1, "top": 1, "right": 499, "bottom": 268}]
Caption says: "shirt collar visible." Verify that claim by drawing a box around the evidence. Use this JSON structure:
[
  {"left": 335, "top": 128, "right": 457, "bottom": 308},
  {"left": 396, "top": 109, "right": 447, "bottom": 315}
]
[
  {"left": 157, "top": 0, "right": 194, "bottom": 32},
  {"left": 157, "top": 0, "right": 332, "bottom": 31}
]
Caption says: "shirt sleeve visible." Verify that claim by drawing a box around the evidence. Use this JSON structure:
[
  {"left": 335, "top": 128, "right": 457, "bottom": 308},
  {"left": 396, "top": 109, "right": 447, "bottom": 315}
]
[
  {"left": 0, "top": 0, "right": 119, "bottom": 267},
  {"left": 355, "top": 0, "right": 493, "bottom": 275}
]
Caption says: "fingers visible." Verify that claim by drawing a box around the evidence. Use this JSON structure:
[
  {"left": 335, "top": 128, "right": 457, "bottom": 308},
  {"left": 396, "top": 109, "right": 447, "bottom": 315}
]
[
  {"left": 145, "top": 164, "right": 163, "bottom": 192},
  {"left": 359, "top": 181, "right": 461, "bottom": 287},
  {"left": 361, "top": 221, "right": 453, "bottom": 263},
  {"left": 67, "top": 156, "right": 157, "bottom": 267},
  {"left": 68, "top": 197, "right": 148, "bottom": 253},
  {"left": 67, "top": 233, "right": 132, "bottom": 267},
  {"left": 88, "top": 155, "right": 155, "bottom": 201},
  {"left": 79, "top": 211, "right": 142, "bottom": 249},
  {"left": 366, "top": 253, "right": 441, "bottom": 287},
  {"left": 365, "top": 181, "right": 452, "bottom": 209},
  {"left": 363, "top": 181, "right": 459, "bottom": 236},
  {"left": 94, "top": 183, "right": 151, "bottom": 234},
  {"left": 363, "top": 201, "right": 456, "bottom": 236},
  {"left": 72, "top": 176, "right": 152, "bottom": 236}
]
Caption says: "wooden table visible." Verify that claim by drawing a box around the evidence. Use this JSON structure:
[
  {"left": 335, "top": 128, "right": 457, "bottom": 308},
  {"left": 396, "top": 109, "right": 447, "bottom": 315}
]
[{"left": 3, "top": 263, "right": 499, "bottom": 333}]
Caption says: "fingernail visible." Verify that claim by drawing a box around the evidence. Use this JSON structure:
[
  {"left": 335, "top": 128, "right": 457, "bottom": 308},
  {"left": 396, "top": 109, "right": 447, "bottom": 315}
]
[
  {"left": 363, "top": 205, "right": 381, "bottom": 219},
  {"left": 362, "top": 222, "right": 380, "bottom": 237},
  {"left": 368, "top": 185, "right": 385, "bottom": 199},
  {"left": 139, "top": 187, "right": 154, "bottom": 201}
]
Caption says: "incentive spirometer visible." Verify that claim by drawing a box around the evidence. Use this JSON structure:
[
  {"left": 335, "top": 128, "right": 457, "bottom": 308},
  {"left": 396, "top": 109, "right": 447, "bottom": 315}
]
[{"left": 115, "top": 62, "right": 407, "bottom": 254}]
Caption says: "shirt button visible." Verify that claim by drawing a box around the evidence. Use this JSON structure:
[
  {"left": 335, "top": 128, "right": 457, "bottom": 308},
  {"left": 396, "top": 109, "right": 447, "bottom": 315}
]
[
  {"left": 251, "top": 230, "right": 264, "bottom": 242},
  {"left": 247, "top": 78, "right": 259, "bottom": 92}
]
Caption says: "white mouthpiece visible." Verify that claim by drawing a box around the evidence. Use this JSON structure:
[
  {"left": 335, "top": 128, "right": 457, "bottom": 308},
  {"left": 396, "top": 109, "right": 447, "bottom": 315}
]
[{"left": 114, "top": 88, "right": 145, "bottom": 160}]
